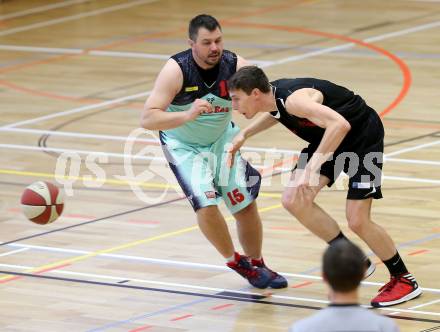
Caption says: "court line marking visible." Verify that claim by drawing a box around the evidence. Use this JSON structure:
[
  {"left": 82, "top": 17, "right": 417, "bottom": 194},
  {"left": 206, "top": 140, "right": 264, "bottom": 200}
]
[
  {"left": 0, "top": 132, "right": 439, "bottom": 167},
  {"left": 1, "top": 17, "right": 427, "bottom": 128},
  {"left": 0, "top": 0, "right": 90, "bottom": 21},
  {"left": 0, "top": 203, "right": 283, "bottom": 282},
  {"left": 1, "top": 164, "right": 439, "bottom": 187},
  {"left": 0, "top": 0, "right": 311, "bottom": 75},
  {"left": 363, "top": 20, "right": 440, "bottom": 43},
  {"left": 2, "top": 243, "right": 440, "bottom": 293},
  {"left": 385, "top": 158, "right": 440, "bottom": 166},
  {"left": 386, "top": 140, "right": 440, "bottom": 157},
  {"left": 409, "top": 299, "right": 440, "bottom": 310},
  {"left": 0, "top": 168, "right": 180, "bottom": 190},
  {"left": 1, "top": 164, "right": 440, "bottom": 186},
  {"left": 0, "top": 248, "right": 29, "bottom": 257},
  {"left": 0, "top": 45, "right": 273, "bottom": 66},
  {"left": 231, "top": 22, "right": 412, "bottom": 118},
  {"left": 0, "top": 6, "right": 434, "bottom": 294},
  {"left": 0, "top": 91, "right": 151, "bottom": 129},
  {"left": 388, "top": 298, "right": 440, "bottom": 317},
  {"left": 0, "top": 43, "right": 439, "bottom": 61},
  {"left": 0, "top": 0, "right": 159, "bottom": 37},
  {"left": 0, "top": 143, "right": 165, "bottom": 161},
  {"left": 382, "top": 176, "right": 440, "bottom": 185},
  {"left": 0, "top": 263, "right": 439, "bottom": 318},
  {"left": 0, "top": 17, "right": 436, "bottom": 332}
]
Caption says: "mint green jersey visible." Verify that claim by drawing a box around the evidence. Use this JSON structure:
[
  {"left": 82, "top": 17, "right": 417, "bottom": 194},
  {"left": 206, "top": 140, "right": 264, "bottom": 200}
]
[
  {"left": 161, "top": 49, "right": 237, "bottom": 146},
  {"left": 164, "top": 94, "right": 232, "bottom": 145}
]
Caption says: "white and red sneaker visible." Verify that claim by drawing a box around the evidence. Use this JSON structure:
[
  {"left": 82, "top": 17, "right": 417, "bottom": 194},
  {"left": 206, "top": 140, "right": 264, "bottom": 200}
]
[{"left": 371, "top": 273, "right": 422, "bottom": 307}]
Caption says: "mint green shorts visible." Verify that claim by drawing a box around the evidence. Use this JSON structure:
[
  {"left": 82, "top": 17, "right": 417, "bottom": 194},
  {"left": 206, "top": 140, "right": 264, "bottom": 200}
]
[{"left": 159, "top": 122, "right": 261, "bottom": 214}]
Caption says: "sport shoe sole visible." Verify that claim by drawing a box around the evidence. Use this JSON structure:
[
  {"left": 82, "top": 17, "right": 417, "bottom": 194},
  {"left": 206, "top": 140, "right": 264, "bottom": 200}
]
[{"left": 371, "top": 287, "right": 423, "bottom": 307}]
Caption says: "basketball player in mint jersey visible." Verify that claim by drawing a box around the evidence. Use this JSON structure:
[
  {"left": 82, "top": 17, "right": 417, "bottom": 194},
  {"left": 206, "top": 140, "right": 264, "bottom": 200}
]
[
  {"left": 141, "top": 15, "right": 287, "bottom": 289},
  {"left": 227, "top": 66, "right": 421, "bottom": 307}
]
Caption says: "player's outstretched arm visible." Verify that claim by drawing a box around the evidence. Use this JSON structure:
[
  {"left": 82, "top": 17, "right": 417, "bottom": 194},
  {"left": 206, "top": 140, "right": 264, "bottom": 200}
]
[
  {"left": 141, "top": 59, "right": 212, "bottom": 130},
  {"left": 226, "top": 113, "right": 278, "bottom": 167}
]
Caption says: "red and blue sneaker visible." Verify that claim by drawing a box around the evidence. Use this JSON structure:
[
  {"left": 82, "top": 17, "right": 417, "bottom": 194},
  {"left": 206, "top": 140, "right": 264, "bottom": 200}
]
[
  {"left": 227, "top": 253, "right": 272, "bottom": 289},
  {"left": 251, "top": 258, "right": 288, "bottom": 289},
  {"left": 371, "top": 273, "right": 422, "bottom": 307}
]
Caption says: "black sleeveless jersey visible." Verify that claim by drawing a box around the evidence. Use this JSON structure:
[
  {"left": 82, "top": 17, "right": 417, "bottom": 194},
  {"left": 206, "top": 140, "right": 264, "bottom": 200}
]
[
  {"left": 170, "top": 49, "right": 237, "bottom": 105},
  {"left": 270, "top": 78, "right": 376, "bottom": 148}
]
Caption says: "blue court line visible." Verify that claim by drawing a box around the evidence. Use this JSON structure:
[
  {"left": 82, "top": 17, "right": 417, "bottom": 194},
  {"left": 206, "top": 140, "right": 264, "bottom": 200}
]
[{"left": 86, "top": 297, "right": 210, "bottom": 332}]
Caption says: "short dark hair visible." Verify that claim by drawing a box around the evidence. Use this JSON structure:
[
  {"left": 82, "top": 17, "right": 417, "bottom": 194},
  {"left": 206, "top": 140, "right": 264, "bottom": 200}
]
[
  {"left": 323, "top": 240, "right": 366, "bottom": 292},
  {"left": 228, "top": 66, "right": 271, "bottom": 95},
  {"left": 188, "top": 14, "right": 221, "bottom": 41}
]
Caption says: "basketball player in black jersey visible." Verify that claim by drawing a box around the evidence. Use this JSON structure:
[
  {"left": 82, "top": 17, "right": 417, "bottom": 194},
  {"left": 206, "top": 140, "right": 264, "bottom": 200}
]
[
  {"left": 226, "top": 66, "right": 421, "bottom": 307},
  {"left": 142, "top": 15, "right": 286, "bottom": 289}
]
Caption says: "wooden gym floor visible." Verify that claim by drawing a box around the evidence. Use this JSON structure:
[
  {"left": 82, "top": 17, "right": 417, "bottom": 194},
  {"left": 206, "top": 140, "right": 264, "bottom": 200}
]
[{"left": 0, "top": 0, "right": 439, "bottom": 331}]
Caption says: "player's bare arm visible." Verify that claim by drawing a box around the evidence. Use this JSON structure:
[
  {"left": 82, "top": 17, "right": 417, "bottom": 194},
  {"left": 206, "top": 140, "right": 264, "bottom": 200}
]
[
  {"left": 226, "top": 113, "right": 278, "bottom": 167},
  {"left": 286, "top": 88, "right": 351, "bottom": 173},
  {"left": 141, "top": 59, "right": 212, "bottom": 130},
  {"left": 236, "top": 55, "right": 250, "bottom": 70}
]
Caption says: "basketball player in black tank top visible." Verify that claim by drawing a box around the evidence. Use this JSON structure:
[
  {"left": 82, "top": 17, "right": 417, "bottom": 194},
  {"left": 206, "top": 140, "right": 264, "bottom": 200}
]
[{"left": 227, "top": 66, "right": 422, "bottom": 308}]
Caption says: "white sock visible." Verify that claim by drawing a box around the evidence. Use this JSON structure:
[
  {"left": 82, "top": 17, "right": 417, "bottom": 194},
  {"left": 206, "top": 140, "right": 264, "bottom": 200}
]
[{"left": 226, "top": 254, "right": 236, "bottom": 263}]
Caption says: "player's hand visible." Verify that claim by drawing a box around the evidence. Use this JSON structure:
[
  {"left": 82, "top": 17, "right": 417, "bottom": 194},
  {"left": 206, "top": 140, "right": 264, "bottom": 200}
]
[
  {"left": 186, "top": 99, "right": 213, "bottom": 121},
  {"left": 225, "top": 131, "right": 246, "bottom": 168},
  {"left": 293, "top": 169, "right": 318, "bottom": 206}
]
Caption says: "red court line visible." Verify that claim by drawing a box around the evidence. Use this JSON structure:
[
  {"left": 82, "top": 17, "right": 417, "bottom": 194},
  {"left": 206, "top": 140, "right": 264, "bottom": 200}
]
[
  {"left": 0, "top": 263, "right": 70, "bottom": 284},
  {"left": 34, "top": 263, "right": 71, "bottom": 275},
  {"left": 170, "top": 314, "right": 193, "bottom": 321},
  {"left": 128, "top": 325, "right": 153, "bottom": 332},
  {"left": 0, "top": 79, "right": 144, "bottom": 110},
  {"left": 0, "top": 79, "right": 100, "bottom": 102},
  {"left": 211, "top": 303, "right": 235, "bottom": 310},
  {"left": 0, "top": 0, "right": 312, "bottom": 75},
  {"left": 0, "top": 0, "right": 313, "bottom": 105},
  {"left": 408, "top": 249, "right": 429, "bottom": 256},
  {"left": 0, "top": 53, "right": 76, "bottom": 75},
  {"left": 228, "top": 22, "right": 412, "bottom": 119},
  {"left": 260, "top": 156, "right": 298, "bottom": 177},
  {"left": 0, "top": 275, "right": 21, "bottom": 284},
  {"left": 291, "top": 281, "right": 313, "bottom": 288}
]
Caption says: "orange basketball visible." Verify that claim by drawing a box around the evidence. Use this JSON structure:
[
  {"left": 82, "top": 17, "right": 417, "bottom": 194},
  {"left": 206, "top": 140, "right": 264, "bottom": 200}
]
[{"left": 20, "top": 181, "right": 64, "bottom": 225}]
